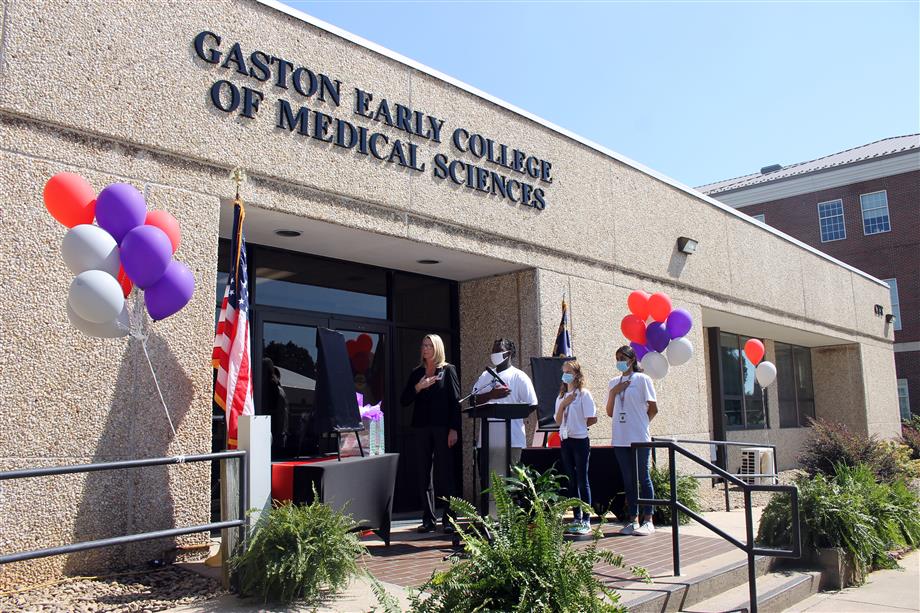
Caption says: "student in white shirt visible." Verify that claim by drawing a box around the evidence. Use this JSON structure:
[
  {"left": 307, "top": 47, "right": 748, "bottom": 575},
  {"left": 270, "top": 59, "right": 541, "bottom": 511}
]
[
  {"left": 605, "top": 345, "right": 659, "bottom": 536},
  {"left": 554, "top": 360, "right": 597, "bottom": 535},
  {"left": 472, "top": 338, "right": 538, "bottom": 472}
]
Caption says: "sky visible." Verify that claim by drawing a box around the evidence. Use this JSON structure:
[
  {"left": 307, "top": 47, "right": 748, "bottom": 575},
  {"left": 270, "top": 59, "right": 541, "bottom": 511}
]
[{"left": 281, "top": 1, "right": 919, "bottom": 188}]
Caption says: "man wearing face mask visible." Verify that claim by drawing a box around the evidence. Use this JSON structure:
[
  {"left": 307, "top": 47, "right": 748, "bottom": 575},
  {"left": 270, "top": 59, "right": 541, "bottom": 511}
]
[{"left": 472, "top": 338, "right": 539, "bottom": 474}]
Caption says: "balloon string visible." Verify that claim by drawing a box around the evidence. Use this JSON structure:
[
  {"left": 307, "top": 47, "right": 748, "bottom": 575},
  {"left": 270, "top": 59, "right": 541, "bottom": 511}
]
[{"left": 140, "top": 334, "right": 178, "bottom": 441}]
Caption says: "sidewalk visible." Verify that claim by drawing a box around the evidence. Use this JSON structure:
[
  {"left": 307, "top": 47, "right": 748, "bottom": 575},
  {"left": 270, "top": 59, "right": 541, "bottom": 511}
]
[{"left": 783, "top": 549, "right": 920, "bottom": 613}]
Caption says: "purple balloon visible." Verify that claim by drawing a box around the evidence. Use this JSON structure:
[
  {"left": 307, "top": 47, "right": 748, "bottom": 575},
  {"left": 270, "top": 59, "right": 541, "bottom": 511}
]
[
  {"left": 630, "top": 342, "right": 650, "bottom": 361},
  {"left": 646, "top": 321, "right": 671, "bottom": 353},
  {"left": 145, "top": 261, "right": 195, "bottom": 321},
  {"left": 120, "top": 225, "right": 172, "bottom": 289},
  {"left": 95, "top": 183, "right": 147, "bottom": 243},
  {"left": 667, "top": 308, "right": 693, "bottom": 339}
]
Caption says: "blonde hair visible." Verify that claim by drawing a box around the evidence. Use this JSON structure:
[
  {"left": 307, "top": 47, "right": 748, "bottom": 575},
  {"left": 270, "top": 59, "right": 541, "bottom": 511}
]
[
  {"left": 420, "top": 333, "right": 448, "bottom": 368},
  {"left": 558, "top": 359, "right": 586, "bottom": 398}
]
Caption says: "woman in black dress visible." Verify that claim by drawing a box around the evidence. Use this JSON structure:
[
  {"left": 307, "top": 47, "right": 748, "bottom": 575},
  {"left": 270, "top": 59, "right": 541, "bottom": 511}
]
[{"left": 400, "top": 333, "right": 462, "bottom": 533}]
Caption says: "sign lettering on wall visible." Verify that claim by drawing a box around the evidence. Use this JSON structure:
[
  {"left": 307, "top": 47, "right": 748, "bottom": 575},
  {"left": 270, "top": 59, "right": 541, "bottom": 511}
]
[{"left": 192, "top": 31, "right": 552, "bottom": 210}]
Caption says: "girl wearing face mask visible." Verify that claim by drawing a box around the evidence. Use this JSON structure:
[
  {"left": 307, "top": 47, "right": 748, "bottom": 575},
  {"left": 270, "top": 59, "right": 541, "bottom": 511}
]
[
  {"left": 605, "top": 345, "right": 659, "bottom": 536},
  {"left": 554, "top": 360, "right": 597, "bottom": 535}
]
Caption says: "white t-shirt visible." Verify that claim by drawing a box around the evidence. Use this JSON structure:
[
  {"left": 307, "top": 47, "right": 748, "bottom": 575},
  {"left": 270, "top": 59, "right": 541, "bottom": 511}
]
[
  {"left": 473, "top": 365, "right": 538, "bottom": 448},
  {"left": 610, "top": 372, "right": 657, "bottom": 447},
  {"left": 555, "top": 389, "right": 596, "bottom": 440}
]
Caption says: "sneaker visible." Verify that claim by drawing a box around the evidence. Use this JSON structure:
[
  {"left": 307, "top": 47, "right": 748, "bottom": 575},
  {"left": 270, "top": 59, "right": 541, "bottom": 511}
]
[
  {"left": 633, "top": 521, "right": 656, "bottom": 536},
  {"left": 565, "top": 519, "right": 582, "bottom": 534},
  {"left": 574, "top": 520, "right": 591, "bottom": 535},
  {"left": 619, "top": 522, "right": 640, "bottom": 535}
]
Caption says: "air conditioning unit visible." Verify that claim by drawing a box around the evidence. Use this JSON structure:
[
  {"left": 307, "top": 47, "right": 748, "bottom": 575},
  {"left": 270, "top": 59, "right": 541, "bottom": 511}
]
[{"left": 739, "top": 447, "right": 775, "bottom": 485}]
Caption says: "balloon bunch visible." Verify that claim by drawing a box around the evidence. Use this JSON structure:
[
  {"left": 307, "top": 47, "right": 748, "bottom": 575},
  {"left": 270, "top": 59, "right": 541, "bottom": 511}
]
[
  {"left": 743, "top": 339, "right": 777, "bottom": 387},
  {"left": 619, "top": 291, "right": 695, "bottom": 380},
  {"left": 44, "top": 173, "right": 195, "bottom": 338},
  {"left": 345, "top": 334, "right": 375, "bottom": 374}
]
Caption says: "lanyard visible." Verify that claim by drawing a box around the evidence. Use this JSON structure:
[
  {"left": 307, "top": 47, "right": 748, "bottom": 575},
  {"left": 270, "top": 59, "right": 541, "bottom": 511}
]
[{"left": 617, "top": 375, "right": 634, "bottom": 405}]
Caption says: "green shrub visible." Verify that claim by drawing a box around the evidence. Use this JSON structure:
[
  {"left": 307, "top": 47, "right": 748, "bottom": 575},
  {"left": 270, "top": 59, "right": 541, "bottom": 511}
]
[
  {"left": 501, "top": 463, "right": 569, "bottom": 518},
  {"left": 231, "top": 498, "right": 366, "bottom": 604},
  {"left": 410, "top": 471, "right": 636, "bottom": 613},
  {"left": 757, "top": 463, "right": 920, "bottom": 582},
  {"left": 649, "top": 465, "right": 701, "bottom": 525},
  {"left": 799, "top": 419, "right": 911, "bottom": 483}
]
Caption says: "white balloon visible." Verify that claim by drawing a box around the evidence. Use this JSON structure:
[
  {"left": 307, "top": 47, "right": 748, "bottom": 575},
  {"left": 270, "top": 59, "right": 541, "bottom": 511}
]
[
  {"left": 61, "top": 224, "right": 120, "bottom": 278},
  {"left": 666, "top": 337, "right": 694, "bottom": 366},
  {"left": 68, "top": 270, "right": 125, "bottom": 324},
  {"left": 67, "top": 302, "right": 129, "bottom": 338},
  {"left": 756, "top": 361, "right": 777, "bottom": 387},
  {"left": 641, "top": 351, "right": 670, "bottom": 380}
]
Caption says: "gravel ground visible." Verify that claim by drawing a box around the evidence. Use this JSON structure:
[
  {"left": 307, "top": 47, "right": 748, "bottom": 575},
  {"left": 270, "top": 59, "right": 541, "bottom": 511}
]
[
  {"left": 0, "top": 565, "right": 225, "bottom": 613},
  {"left": 696, "top": 469, "right": 801, "bottom": 512}
]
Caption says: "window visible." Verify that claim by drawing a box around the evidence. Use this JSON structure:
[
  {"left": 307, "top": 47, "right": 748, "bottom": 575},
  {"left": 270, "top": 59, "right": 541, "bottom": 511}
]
[
  {"left": 775, "top": 342, "right": 816, "bottom": 428},
  {"left": 898, "top": 379, "right": 911, "bottom": 420},
  {"left": 752, "top": 213, "right": 766, "bottom": 223},
  {"left": 860, "top": 191, "right": 891, "bottom": 235},
  {"left": 719, "top": 332, "right": 768, "bottom": 429},
  {"left": 818, "top": 199, "right": 846, "bottom": 242}
]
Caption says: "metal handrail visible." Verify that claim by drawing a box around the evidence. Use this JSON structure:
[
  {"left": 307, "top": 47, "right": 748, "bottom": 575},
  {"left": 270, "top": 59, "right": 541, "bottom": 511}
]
[
  {"left": 652, "top": 436, "right": 779, "bottom": 511},
  {"left": 0, "top": 450, "right": 248, "bottom": 565},
  {"left": 634, "top": 440, "right": 800, "bottom": 613}
]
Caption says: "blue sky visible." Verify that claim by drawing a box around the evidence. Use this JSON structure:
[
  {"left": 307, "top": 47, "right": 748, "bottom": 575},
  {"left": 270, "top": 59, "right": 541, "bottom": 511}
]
[{"left": 282, "top": 1, "right": 919, "bottom": 188}]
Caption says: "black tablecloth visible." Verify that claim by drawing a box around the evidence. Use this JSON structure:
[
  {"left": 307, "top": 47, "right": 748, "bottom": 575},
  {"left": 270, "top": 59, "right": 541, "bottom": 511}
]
[
  {"left": 286, "top": 453, "right": 399, "bottom": 545},
  {"left": 521, "top": 446, "right": 625, "bottom": 518}
]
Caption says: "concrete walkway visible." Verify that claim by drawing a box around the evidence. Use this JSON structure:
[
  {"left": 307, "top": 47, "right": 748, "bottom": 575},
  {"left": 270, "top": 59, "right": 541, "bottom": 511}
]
[{"left": 783, "top": 549, "right": 920, "bottom": 613}]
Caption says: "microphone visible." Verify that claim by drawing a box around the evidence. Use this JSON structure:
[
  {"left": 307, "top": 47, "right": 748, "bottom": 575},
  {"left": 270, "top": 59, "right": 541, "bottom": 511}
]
[{"left": 485, "top": 366, "right": 507, "bottom": 387}]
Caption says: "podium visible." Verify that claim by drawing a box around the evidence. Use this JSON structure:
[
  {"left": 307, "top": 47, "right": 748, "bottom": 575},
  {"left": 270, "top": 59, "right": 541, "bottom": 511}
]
[{"left": 463, "top": 402, "right": 535, "bottom": 515}]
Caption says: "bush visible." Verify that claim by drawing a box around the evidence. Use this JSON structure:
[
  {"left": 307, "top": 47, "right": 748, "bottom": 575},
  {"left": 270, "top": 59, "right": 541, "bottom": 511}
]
[
  {"left": 902, "top": 416, "right": 920, "bottom": 461},
  {"left": 410, "top": 470, "right": 636, "bottom": 613},
  {"left": 649, "top": 465, "right": 701, "bottom": 525},
  {"left": 799, "top": 419, "right": 912, "bottom": 483},
  {"left": 231, "top": 498, "right": 366, "bottom": 604},
  {"left": 502, "top": 463, "right": 569, "bottom": 518},
  {"left": 757, "top": 463, "right": 920, "bottom": 582}
]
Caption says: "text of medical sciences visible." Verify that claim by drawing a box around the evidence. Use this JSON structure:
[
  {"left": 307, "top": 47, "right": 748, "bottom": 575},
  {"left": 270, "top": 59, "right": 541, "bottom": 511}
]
[{"left": 277, "top": 100, "right": 547, "bottom": 209}]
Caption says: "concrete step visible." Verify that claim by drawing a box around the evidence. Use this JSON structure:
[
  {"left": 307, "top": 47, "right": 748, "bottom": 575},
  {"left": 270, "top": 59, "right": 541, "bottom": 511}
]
[
  {"left": 680, "top": 569, "right": 821, "bottom": 613},
  {"left": 619, "top": 554, "right": 774, "bottom": 613}
]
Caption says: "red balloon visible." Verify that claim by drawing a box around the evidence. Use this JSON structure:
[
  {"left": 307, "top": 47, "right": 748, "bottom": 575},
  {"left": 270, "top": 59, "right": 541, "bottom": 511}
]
[
  {"left": 620, "top": 314, "right": 647, "bottom": 345},
  {"left": 146, "top": 210, "right": 181, "bottom": 253},
  {"left": 548, "top": 432, "right": 561, "bottom": 448},
  {"left": 648, "top": 293, "right": 673, "bottom": 322},
  {"left": 345, "top": 339, "right": 359, "bottom": 357},
  {"left": 744, "top": 339, "right": 765, "bottom": 366},
  {"left": 355, "top": 333, "right": 373, "bottom": 353},
  {"left": 116, "top": 265, "right": 133, "bottom": 298},
  {"left": 627, "top": 290, "right": 650, "bottom": 320},
  {"left": 350, "top": 351, "right": 371, "bottom": 374},
  {"left": 43, "top": 173, "right": 96, "bottom": 228}
]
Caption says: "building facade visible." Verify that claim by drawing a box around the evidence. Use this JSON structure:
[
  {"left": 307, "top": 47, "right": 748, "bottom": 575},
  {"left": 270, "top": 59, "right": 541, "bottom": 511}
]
[
  {"left": 0, "top": 0, "right": 902, "bottom": 587},
  {"left": 699, "top": 136, "right": 919, "bottom": 418}
]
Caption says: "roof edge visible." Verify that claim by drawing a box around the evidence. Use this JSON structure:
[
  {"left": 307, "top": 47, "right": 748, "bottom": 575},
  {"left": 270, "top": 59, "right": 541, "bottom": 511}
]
[{"left": 254, "top": 0, "right": 890, "bottom": 289}]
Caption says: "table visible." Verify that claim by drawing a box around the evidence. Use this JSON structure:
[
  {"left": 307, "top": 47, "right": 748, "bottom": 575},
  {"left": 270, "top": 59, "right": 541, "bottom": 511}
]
[
  {"left": 271, "top": 453, "right": 399, "bottom": 545},
  {"left": 520, "top": 445, "right": 626, "bottom": 519}
]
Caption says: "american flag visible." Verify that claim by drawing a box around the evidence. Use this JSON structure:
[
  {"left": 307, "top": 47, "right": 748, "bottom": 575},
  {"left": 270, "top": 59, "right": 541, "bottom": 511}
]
[
  {"left": 552, "top": 296, "right": 573, "bottom": 358},
  {"left": 212, "top": 198, "right": 254, "bottom": 449}
]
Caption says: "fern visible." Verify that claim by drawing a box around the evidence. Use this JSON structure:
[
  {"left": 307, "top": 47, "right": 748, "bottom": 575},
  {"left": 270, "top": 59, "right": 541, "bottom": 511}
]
[
  {"left": 230, "top": 497, "right": 366, "bottom": 604},
  {"left": 409, "top": 470, "right": 633, "bottom": 612}
]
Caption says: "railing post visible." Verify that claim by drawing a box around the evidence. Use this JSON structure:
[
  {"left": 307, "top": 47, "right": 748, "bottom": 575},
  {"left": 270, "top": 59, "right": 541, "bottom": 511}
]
[
  {"left": 669, "top": 446, "right": 680, "bottom": 576},
  {"left": 744, "top": 488, "right": 757, "bottom": 613},
  {"left": 239, "top": 451, "right": 249, "bottom": 552}
]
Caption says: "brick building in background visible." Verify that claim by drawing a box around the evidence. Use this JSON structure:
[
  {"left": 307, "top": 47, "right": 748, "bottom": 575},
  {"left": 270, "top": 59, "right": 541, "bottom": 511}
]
[{"left": 700, "top": 135, "right": 919, "bottom": 418}]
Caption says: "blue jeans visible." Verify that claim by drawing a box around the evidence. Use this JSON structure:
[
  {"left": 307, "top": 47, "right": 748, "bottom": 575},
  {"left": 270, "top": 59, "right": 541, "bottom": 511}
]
[
  {"left": 614, "top": 446, "right": 654, "bottom": 518},
  {"left": 560, "top": 437, "right": 591, "bottom": 520}
]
